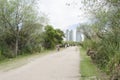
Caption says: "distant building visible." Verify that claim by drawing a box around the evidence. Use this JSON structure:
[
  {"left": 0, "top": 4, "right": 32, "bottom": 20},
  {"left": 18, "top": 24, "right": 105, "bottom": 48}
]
[
  {"left": 65, "top": 28, "right": 83, "bottom": 42},
  {"left": 69, "top": 30, "right": 73, "bottom": 41},
  {"left": 65, "top": 29, "right": 69, "bottom": 41},
  {"left": 76, "top": 29, "right": 82, "bottom": 42}
]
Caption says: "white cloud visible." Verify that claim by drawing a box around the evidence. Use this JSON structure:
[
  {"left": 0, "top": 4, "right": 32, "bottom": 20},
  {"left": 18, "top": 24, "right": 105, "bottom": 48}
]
[{"left": 37, "top": 0, "right": 89, "bottom": 30}]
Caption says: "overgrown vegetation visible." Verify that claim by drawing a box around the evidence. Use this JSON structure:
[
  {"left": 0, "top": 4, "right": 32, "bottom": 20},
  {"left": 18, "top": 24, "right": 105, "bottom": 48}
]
[
  {"left": 79, "top": 0, "right": 120, "bottom": 79},
  {"left": 80, "top": 48, "right": 99, "bottom": 80},
  {"left": 80, "top": 47, "right": 109, "bottom": 80},
  {"left": 0, "top": 0, "right": 64, "bottom": 61}
]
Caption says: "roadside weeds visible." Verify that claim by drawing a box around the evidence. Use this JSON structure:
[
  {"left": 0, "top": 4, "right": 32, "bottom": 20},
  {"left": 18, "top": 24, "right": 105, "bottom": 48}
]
[{"left": 80, "top": 47, "right": 109, "bottom": 80}]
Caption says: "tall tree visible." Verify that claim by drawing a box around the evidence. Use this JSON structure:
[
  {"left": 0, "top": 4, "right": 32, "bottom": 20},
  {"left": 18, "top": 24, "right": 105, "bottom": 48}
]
[
  {"left": 55, "top": 29, "right": 65, "bottom": 44},
  {"left": 42, "top": 25, "right": 64, "bottom": 49},
  {"left": 0, "top": 0, "right": 44, "bottom": 57}
]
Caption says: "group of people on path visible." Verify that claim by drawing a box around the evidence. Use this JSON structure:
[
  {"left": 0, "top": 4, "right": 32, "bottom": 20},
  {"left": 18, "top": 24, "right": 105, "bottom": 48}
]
[{"left": 56, "top": 43, "right": 70, "bottom": 51}]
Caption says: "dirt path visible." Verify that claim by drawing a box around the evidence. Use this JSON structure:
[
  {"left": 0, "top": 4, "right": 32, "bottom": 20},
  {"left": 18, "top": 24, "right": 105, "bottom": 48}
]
[{"left": 0, "top": 46, "right": 80, "bottom": 80}]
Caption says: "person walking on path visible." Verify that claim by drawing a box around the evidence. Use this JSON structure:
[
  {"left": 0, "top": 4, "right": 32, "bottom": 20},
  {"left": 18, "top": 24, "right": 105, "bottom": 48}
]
[{"left": 56, "top": 45, "right": 60, "bottom": 51}]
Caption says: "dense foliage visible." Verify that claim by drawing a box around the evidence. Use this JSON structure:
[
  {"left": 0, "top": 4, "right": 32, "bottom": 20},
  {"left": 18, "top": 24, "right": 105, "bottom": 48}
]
[
  {"left": 42, "top": 25, "right": 65, "bottom": 49},
  {"left": 0, "top": 0, "right": 44, "bottom": 58},
  {"left": 0, "top": 0, "right": 64, "bottom": 60},
  {"left": 79, "top": 0, "right": 120, "bottom": 79}
]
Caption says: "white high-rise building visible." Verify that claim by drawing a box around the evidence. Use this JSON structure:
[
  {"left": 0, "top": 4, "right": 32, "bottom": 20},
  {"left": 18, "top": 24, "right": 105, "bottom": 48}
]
[{"left": 65, "top": 28, "right": 83, "bottom": 42}]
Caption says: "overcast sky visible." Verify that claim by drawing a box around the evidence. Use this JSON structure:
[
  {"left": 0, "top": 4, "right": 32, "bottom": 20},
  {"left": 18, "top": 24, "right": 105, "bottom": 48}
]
[{"left": 38, "top": 0, "right": 90, "bottom": 30}]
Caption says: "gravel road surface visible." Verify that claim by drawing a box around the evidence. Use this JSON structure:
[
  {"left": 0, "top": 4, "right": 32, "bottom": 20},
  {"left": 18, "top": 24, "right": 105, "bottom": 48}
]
[{"left": 0, "top": 46, "right": 80, "bottom": 80}]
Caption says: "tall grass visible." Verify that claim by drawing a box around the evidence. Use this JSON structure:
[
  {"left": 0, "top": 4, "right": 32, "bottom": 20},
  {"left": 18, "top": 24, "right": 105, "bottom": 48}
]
[{"left": 80, "top": 47, "right": 108, "bottom": 80}]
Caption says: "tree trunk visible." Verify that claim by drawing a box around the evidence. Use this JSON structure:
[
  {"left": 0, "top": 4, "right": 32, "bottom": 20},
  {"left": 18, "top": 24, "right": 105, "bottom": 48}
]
[
  {"left": 15, "top": 37, "right": 18, "bottom": 57},
  {"left": 15, "top": 26, "right": 19, "bottom": 57}
]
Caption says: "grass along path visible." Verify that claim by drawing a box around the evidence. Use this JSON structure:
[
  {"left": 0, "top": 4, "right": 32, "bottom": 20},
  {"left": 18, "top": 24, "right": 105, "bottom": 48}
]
[
  {"left": 0, "top": 49, "right": 56, "bottom": 72},
  {"left": 80, "top": 47, "right": 108, "bottom": 80}
]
